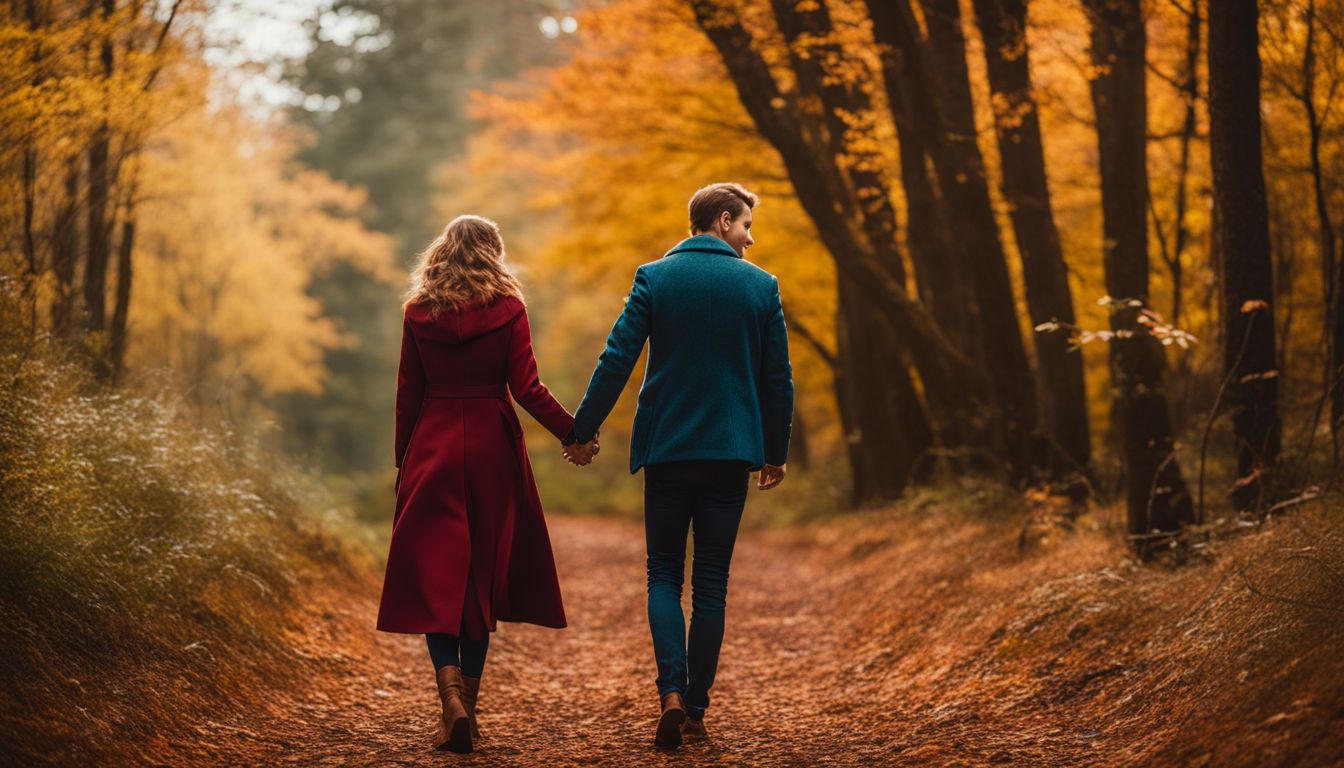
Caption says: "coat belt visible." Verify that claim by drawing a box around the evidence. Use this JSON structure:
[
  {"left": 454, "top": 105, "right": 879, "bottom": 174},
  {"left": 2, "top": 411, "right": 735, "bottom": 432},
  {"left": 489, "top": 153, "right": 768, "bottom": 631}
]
[{"left": 425, "top": 384, "right": 508, "bottom": 400}]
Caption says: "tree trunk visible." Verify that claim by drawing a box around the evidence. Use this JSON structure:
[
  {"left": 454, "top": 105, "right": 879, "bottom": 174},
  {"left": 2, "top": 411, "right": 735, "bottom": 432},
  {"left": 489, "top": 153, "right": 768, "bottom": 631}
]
[
  {"left": 1085, "top": 0, "right": 1194, "bottom": 554},
  {"left": 827, "top": 313, "right": 865, "bottom": 499},
  {"left": 22, "top": 146, "right": 39, "bottom": 330},
  {"left": 51, "top": 156, "right": 81, "bottom": 338},
  {"left": 1334, "top": 238, "right": 1344, "bottom": 463},
  {"left": 1208, "top": 0, "right": 1280, "bottom": 508},
  {"left": 837, "top": 279, "right": 932, "bottom": 503},
  {"left": 866, "top": 0, "right": 1038, "bottom": 481},
  {"left": 83, "top": 0, "right": 116, "bottom": 379},
  {"left": 19, "top": 0, "right": 43, "bottom": 331},
  {"left": 894, "top": 117, "right": 966, "bottom": 343},
  {"left": 1170, "top": 0, "right": 1200, "bottom": 331},
  {"left": 769, "top": 0, "right": 936, "bottom": 500},
  {"left": 866, "top": 11, "right": 977, "bottom": 467},
  {"left": 970, "top": 0, "right": 1092, "bottom": 484},
  {"left": 1160, "top": 0, "right": 1202, "bottom": 433},
  {"left": 110, "top": 208, "right": 135, "bottom": 384},
  {"left": 85, "top": 126, "right": 110, "bottom": 336},
  {"left": 1299, "top": 0, "right": 1343, "bottom": 460}
]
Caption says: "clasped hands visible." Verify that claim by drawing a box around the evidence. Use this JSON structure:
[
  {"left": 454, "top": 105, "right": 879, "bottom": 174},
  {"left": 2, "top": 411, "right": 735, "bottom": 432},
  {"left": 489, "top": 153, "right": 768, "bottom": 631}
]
[{"left": 563, "top": 432, "right": 600, "bottom": 466}]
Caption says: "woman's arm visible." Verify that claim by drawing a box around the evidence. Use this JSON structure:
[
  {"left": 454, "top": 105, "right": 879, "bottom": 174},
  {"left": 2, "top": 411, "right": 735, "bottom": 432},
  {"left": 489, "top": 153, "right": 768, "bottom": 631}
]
[
  {"left": 507, "top": 307, "right": 576, "bottom": 440},
  {"left": 394, "top": 314, "right": 426, "bottom": 470}
]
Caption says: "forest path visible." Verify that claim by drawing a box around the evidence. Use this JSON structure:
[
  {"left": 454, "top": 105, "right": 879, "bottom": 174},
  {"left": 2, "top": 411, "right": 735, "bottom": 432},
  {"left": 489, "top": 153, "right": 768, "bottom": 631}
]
[
  {"left": 216, "top": 515, "right": 888, "bottom": 767},
  {"left": 188, "top": 505, "right": 1344, "bottom": 768}
]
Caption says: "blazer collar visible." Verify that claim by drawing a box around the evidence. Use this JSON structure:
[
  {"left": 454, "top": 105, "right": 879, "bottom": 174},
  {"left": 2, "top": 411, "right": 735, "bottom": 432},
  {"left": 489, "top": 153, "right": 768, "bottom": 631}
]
[{"left": 664, "top": 234, "right": 743, "bottom": 259}]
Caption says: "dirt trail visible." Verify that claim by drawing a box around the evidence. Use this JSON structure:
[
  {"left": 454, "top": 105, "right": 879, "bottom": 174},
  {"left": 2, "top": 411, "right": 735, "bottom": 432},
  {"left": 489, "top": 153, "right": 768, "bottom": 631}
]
[
  {"left": 194, "top": 508, "right": 1344, "bottom": 768},
  {"left": 207, "top": 515, "right": 878, "bottom": 767}
]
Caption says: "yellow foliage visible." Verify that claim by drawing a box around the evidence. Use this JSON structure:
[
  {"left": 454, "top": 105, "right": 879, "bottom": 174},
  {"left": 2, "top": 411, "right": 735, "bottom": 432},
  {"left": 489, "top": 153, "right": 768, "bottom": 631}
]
[
  {"left": 452, "top": 0, "right": 841, "bottom": 458},
  {"left": 1, "top": 2, "right": 396, "bottom": 404},
  {"left": 131, "top": 95, "right": 396, "bottom": 397}
]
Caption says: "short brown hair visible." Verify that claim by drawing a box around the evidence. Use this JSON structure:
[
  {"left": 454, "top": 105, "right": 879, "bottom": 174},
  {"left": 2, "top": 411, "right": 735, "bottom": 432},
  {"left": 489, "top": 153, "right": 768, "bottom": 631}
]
[{"left": 688, "top": 182, "right": 759, "bottom": 233}]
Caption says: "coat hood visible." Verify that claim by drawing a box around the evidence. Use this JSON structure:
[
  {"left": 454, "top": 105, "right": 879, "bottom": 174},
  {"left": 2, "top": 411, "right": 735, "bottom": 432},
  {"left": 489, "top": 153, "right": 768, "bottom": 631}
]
[
  {"left": 404, "top": 295, "right": 524, "bottom": 344},
  {"left": 664, "top": 234, "right": 743, "bottom": 259}
]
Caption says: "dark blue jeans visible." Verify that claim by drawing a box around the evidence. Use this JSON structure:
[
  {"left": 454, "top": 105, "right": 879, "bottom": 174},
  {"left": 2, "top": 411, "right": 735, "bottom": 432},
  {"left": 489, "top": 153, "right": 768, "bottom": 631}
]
[{"left": 643, "top": 460, "right": 749, "bottom": 721}]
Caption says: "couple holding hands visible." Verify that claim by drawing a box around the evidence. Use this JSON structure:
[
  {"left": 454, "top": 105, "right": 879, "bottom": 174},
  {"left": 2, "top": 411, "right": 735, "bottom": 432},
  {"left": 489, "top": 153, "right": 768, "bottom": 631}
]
[{"left": 375, "top": 182, "right": 794, "bottom": 754}]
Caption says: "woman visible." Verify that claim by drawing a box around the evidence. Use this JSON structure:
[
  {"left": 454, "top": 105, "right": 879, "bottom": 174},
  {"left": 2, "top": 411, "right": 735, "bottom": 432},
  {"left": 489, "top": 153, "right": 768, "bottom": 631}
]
[{"left": 376, "top": 215, "right": 588, "bottom": 754}]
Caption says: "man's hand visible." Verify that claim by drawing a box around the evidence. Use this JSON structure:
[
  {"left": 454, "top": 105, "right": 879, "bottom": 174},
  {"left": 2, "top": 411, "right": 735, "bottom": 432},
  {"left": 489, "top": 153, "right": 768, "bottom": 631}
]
[
  {"left": 758, "top": 463, "right": 786, "bottom": 490},
  {"left": 563, "top": 435, "right": 600, "bottom": 466}
]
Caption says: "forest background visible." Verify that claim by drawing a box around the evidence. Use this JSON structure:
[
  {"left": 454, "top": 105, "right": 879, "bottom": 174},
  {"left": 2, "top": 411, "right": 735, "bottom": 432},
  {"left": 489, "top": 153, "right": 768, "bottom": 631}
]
[
  {"left": 2, "top": 0, "right": 1344, "bottom": 762},
  {"left": 4, "top": 0, "right": 1342, "bottom": 543}
]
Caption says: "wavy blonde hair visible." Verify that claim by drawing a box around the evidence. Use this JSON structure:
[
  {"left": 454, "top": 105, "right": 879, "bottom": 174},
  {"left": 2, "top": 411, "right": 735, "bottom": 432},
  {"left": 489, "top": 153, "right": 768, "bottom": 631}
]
[{"left": 403, "top": 215, "right": 524, "bottom": 313}]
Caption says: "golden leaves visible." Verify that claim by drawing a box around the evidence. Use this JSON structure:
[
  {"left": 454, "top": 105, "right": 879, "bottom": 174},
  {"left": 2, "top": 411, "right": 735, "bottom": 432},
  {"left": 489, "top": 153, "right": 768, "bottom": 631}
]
[
  {"left": 990, "top": 90, "right": 1036, "bottom": 130},
  {"left": 128, "top": 88, "right": 395, "bottom": 397}
]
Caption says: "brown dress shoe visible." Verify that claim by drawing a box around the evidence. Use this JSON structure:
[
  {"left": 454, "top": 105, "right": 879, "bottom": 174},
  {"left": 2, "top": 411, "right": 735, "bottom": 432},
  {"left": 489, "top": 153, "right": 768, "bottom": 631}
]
[
  {"left": 681, "top": 717, "right": 708, "bottom": 740},
  {"left": 461, "top": 674, "right": 482, "bottom": 741},
  {"left": 654, "top": 691, "right": 686, "bottom": 749},
  {"left": 434, "top": 665, "right": 472, "bottom": 753}
]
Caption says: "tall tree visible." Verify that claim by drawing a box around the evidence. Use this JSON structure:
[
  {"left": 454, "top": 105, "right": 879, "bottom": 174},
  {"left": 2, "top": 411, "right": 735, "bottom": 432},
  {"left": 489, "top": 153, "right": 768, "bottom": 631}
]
[
  {"left": 970, "top": 0, "right": 1091, "bottom": 484},
  {"left": 864, "top": 1, "right": 978, "bottom": 467},
  {"left": 768, "top": 0, "right": 934, "bottom": 498},
  {"left": 1084, "top": 0, "right": 1194, "bottom": 553},
  {"left": 50, "top": 158, "right": 81, "bottom": 338},
  {"left": 1293, "top": 0, "right": 1343, "bottom": 459},
  {"left": 865, "top": 0, "right": 1038, "bottom": 479},
  {"left": 83, "top": 0, "right": 116, "bottom": 378},
  {"left": 1208, "top": 0, "right": 1280, "bottom": 507},
  {"left": 109, "top": 189, "right": 134, "bottom": 383},
  {"left": 1151, "top": 0, "right": 1202, "bottom": 432}
]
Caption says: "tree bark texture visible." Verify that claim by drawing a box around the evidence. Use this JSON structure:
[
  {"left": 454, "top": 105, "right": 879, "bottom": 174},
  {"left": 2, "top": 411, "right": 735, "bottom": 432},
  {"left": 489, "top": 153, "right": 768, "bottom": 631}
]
[
  {"left": 1085, "top": 0, "right": 1194, "bottom": 552},
  {"left": 971, "top": 0, "right": 1092, "bottom": 482},
  {"left": 839, "top": 279, "right": 934, "bottom": 503},
  {"left": 50, "top": 156, "right": 81, "bottom": 338},
  {"left": 866, "top": 0, "right": 1037, "bottom": 480},
  {"left": 1208, "top": 0, "right": 1280, "bottom": 507}
]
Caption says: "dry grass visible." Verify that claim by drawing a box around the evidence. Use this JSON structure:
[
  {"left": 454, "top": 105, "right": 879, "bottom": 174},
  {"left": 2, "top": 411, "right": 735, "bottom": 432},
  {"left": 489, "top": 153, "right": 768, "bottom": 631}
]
[
  {"left": 774, "top": 488, "right": 1344, "bottom": 766},
  {"left": 0, "top": 345, "right": 374, "bottom": 765}
]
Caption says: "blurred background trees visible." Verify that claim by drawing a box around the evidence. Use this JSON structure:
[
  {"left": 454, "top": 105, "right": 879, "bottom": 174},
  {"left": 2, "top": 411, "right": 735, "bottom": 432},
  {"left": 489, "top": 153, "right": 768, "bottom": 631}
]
[{"left": 3, "top": 0, "right": 1341, "bottom": 557}]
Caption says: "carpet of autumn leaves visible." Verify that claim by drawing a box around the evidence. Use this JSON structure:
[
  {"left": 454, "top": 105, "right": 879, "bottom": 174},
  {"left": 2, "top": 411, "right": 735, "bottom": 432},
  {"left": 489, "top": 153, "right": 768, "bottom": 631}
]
[{"left": 11, "top": 491, "right": 1342, "bottom": 767}]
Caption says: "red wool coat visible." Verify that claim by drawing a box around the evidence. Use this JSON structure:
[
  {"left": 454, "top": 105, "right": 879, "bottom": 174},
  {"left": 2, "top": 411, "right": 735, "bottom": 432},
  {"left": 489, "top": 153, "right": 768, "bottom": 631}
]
[{"left": 376, "top": 295, "right": 572, "bottom": 639}]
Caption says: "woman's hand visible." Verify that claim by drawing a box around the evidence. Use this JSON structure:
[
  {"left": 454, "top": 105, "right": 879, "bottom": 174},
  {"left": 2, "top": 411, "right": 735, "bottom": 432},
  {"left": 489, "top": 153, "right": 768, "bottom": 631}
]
[{"left": 563, "top": 433, "right": 600, "bottom": 466}]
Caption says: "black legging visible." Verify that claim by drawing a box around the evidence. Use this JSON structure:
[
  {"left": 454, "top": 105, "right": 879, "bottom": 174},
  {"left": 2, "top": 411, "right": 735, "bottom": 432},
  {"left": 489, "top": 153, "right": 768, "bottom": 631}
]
[{"left": 426, "top": 632, "right": 490, "bottom": 678}]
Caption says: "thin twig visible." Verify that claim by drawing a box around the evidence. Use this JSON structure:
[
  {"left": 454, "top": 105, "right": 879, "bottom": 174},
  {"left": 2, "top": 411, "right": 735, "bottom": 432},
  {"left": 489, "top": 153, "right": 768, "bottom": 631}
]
[
  {"left": 1198, "top": 312, "right": 1259, "bottom": 523},
  {"left": 1240, "top": 568, "right": 1344, "bottom": 614}
]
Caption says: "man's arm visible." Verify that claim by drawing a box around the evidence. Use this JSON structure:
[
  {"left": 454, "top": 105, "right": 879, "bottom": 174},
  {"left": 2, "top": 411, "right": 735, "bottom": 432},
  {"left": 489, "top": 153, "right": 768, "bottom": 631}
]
[
  {"left": 569, "top": 266, "right": 653, "bottom": 444},
  {"left": 760, "top": 277, "right": 794, "bottom": 468}
]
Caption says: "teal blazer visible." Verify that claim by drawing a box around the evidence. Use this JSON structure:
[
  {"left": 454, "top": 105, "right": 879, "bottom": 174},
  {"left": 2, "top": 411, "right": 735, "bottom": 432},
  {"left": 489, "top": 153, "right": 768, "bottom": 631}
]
[{"left": 571, "top": 235, "right": 793, "bottom": 473}]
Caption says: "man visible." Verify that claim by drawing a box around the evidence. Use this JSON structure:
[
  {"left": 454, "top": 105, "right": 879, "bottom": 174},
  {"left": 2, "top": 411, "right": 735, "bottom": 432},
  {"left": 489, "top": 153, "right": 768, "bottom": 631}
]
[{"left": 563, "top": 182, "right": 793, "bottom": 749}]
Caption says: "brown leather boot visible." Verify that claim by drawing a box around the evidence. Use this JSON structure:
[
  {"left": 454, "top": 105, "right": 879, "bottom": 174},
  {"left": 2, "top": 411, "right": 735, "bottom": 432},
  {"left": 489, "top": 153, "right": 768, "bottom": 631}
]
[
  {"left": 681, "top": 716, "right": 708, "bottom": 741},
  {"left": 434, "top": 665, "right": 472, "bottom": 753},
  {"left": 654, "top": 691, "right": 686, "bottom": 749},
  {"left": 461, "top": 674, "right": 482, "bottom": 741}
]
